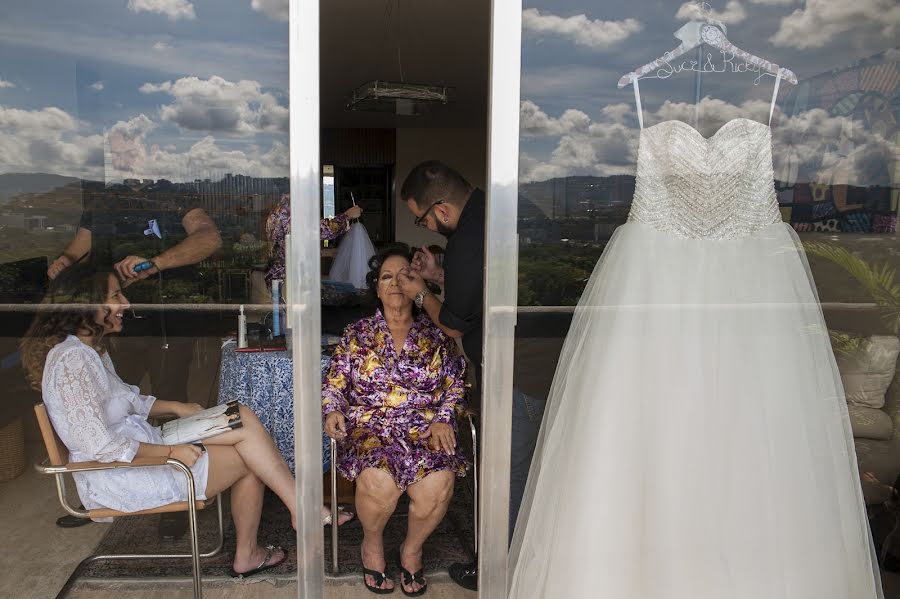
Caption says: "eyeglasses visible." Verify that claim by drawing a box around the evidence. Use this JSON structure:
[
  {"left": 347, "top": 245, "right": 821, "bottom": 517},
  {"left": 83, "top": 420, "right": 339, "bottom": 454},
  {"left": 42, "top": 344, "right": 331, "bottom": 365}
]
[{"left": 414, "top": 199, "right": 445, "bottom": 228}]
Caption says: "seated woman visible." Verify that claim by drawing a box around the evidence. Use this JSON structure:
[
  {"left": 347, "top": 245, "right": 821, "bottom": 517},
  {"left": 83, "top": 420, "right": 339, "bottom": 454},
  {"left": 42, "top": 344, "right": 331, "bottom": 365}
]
[
  {"left": 20, "top": 264, "right": 350, "bottom": 579},
  {"left": 323, "top": 244, "right": 468, "bottom": 596},
  {"left": 265, "top": 193, "right": 363, "bottom": 286}
]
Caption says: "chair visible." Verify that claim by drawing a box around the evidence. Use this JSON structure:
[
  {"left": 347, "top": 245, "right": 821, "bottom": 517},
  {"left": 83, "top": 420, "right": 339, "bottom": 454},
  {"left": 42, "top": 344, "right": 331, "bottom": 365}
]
[
  {"left": 32, "top": 403, "right": 224, "bottom": 599},
  {"left": 327, "top": 412, "right": 478, "bottom": 574}
]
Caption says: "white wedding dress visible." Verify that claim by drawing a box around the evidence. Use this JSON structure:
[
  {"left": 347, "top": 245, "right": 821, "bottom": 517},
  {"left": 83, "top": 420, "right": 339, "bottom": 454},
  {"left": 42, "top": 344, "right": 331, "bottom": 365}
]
[{"left": 508, "top": 76, "right": 883, "bottom": 598}]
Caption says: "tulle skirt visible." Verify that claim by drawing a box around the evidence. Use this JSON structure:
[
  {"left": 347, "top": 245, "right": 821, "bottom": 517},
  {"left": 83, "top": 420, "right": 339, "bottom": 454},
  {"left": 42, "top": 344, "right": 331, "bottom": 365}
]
[{"left": 507, "top": 221, "right": 883, "bottom": 598}]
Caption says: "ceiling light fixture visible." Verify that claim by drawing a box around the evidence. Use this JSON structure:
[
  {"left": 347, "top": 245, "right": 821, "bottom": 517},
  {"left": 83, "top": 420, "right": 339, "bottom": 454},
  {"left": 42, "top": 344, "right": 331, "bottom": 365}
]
[{"left": 346, "top": 80, "right": 450, "bottom": 115}]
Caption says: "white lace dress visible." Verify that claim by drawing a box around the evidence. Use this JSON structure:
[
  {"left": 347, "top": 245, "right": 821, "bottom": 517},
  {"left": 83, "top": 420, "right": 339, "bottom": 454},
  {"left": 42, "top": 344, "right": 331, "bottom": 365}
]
[
  {"left": 42, "top": 335, "right": 209, "bottom": 516},
  {"left": 508, "top": 81, "right": 882, "bottom": 597}
]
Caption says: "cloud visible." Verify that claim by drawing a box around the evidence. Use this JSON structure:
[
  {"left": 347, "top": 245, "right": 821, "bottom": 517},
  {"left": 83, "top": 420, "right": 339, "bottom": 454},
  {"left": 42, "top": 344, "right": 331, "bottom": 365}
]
[
  {"left": 0, "top": 79, "right": 15, "bottom": 89},
  {"left": 0, "top": 105, "right": 103, "bottom": 177},
  {"left": 749, "top": 0, "right": 797, "bottom": 5},
  {"left": 520, "top": 100, "right": 591, "bottom": 137},
  {"left": 522, "top": 8, "right": 643, "bottom": 49},
  {"left": 517, "top": 100, "right": 638, "bottom": 182},
  {"left": 139, "top": 75, "right": 289, "bottom": 135},
  {"left": 676, "top": 1, "right": 747, "bottom": 24},
  {"left": 653, "top": 96, "right": 771, "bottom": 136},
  {"left": 152, "top": 41, "right": 170, "bottom": 51},
  {"left": 106, "top": 135, "right": 289, "bottom": 182},
  {"left": 251, "top": 0, "right": 288, "bottom": 22},
  {"left": 90, "top": 81, "right": 104, "bottom": 92},
  {"left": 127, "top": 0, "right": 196, "bottom": 21},
  {"left": 107, "top": 114, "right": 156, "bottom": 172},
  {"left": 770, "top": 0, "right": 900, "bottom": 49}
]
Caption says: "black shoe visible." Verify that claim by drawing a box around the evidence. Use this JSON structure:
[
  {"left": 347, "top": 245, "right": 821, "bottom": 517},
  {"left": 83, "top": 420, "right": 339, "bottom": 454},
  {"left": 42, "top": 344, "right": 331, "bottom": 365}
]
[
  {"left": 56, "top": 506, "right": 92, "bottom": 528},
  {"left": 158, "top": 512, "right": 188, "bottom": 540},
  {"left": 448, "top": 560, "right": 477, "bottom": 591}
]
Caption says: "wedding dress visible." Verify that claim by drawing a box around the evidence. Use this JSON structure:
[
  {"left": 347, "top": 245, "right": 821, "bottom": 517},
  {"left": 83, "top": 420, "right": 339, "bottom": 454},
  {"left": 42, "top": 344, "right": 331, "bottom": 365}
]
[{"left": 507, "top": 74, "right": 883, "bottom": 598}]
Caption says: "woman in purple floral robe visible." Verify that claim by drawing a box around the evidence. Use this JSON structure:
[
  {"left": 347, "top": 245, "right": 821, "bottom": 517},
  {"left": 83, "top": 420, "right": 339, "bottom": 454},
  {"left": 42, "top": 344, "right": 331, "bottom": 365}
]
[
  {"left": 323, "top": 245, "right": 468, "bottom": 595},
  {"left": 264, "top": 193, "right": 362, "bottom": 286}
]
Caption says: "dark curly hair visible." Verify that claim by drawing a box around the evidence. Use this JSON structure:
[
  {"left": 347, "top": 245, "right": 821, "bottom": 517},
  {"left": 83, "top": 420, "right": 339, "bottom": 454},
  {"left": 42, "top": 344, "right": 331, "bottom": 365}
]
[
  {"left": 20, "top": 262, "right": 114, "bottom": 391},
  {"left": 366, "top": 244, "right": 416, "bottom": 313}
]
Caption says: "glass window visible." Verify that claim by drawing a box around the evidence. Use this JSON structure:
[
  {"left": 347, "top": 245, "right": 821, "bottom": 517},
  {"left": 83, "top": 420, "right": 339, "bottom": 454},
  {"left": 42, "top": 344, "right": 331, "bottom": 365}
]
[{"left": 510, "top": 1, "right": 897, "bottom": 597}]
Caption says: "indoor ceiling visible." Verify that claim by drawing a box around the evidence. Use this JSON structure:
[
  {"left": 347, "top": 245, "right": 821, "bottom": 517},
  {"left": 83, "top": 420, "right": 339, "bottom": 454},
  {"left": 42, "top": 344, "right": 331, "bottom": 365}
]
[{"left": 319, "top": 0, "right": 490, "bottom": 129}]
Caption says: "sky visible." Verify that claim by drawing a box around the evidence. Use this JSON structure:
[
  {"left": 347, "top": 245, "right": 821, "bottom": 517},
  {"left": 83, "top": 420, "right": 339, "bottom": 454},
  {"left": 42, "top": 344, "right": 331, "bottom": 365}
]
[
  {"left": 0, "top": 0, "right": 289, "bottom": 183},
  {"left": 0, "top": 0, "right": 897, "bottom": 184}
]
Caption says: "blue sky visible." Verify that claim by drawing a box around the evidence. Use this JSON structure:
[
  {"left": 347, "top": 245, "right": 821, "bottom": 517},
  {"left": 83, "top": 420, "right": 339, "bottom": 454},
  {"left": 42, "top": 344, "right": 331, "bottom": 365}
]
[{"left": 0, "top": 0, "right": 289, "bottom": 182}]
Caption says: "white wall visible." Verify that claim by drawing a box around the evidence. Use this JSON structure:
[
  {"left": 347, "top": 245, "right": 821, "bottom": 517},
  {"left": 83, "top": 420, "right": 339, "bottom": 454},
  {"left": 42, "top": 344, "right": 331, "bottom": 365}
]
[{"left": 394, "top": 127, "right": 487, "bottom": 249}]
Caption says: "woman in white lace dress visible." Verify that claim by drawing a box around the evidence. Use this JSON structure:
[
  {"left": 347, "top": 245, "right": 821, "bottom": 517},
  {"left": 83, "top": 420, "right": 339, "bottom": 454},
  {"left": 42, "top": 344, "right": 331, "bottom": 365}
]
[{"left": 21, "top": 264, "right": 315, "bottom": 578}]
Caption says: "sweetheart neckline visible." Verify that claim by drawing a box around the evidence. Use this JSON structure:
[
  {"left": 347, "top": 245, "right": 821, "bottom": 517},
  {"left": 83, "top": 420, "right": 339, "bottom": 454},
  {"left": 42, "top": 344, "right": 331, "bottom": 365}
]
[{"left": 640, "top": 117, "right": 770, "bottom": 141}]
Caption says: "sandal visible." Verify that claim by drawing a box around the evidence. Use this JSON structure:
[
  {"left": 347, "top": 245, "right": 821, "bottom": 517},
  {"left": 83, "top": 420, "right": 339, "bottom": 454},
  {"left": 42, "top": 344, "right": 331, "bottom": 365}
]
[
  {"left": 229, "top": 544, "right": 285, "bottom": 579},
  {"left": 396, "top": 557, "right": 427, "bottom": 597},
  {"left": 322, "top": 505, "right": 355, "bottom": 526},
  {"left": 363, "top": 566, "right": 395, "bottom": 595}
]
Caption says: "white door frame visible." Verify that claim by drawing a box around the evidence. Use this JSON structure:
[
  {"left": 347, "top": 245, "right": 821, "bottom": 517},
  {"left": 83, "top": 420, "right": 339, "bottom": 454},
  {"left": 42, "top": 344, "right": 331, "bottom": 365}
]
[
  {"left": 289, "top": 1, "right": 326, "bottom": 596},
  {"left": 287, "top": 1, "right": 524, "bottom": 596},
  {"left": 480, "top": 1, "right": 523, "bottom": 598}
]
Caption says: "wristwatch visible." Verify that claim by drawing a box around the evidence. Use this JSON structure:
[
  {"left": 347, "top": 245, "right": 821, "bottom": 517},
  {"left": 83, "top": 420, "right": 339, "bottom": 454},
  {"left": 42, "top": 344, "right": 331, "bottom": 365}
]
[{"left": 414, "top": 289, "right": 429, "bottom": 308}]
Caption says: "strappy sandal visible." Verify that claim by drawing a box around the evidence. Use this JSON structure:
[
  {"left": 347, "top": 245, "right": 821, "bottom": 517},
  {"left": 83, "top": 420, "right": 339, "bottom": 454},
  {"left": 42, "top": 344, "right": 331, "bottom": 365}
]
[
  {"left": 396, "top": 557, "right": 427, "bottom": 597},
  {"left": 362, "top": 566, "right": 395, "bottom": 595},
  {"left": 322, "top": 505, "right": 355, "bottom": 526},
  {"left": 229, "top": 544, "right": 285, "bottom": 579}
]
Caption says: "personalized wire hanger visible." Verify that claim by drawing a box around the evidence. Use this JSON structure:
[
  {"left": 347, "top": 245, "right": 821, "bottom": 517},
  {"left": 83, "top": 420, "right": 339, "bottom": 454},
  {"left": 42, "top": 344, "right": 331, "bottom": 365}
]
[
  {"left": 617, "top": 2, "right": 797, "bottom": 128},
  {"left": 618, "top": 2, "right": 797, "bottom": 88}
]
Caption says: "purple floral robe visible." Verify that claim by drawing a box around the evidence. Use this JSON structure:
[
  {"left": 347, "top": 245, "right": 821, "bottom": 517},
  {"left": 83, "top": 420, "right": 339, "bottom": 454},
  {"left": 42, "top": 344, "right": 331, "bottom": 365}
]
[
  {"left": 322, "top": 311, "right": 469, "bottom": 489},
  {"left": 265, "top": 193, "right": 350, "bottom": 286}
]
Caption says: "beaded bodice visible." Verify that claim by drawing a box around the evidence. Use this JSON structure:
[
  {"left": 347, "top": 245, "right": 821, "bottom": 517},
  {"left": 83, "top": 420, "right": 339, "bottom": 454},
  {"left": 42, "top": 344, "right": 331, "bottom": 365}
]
[{"left": 627, "top": 118, "right": 781, "bottom": 240}]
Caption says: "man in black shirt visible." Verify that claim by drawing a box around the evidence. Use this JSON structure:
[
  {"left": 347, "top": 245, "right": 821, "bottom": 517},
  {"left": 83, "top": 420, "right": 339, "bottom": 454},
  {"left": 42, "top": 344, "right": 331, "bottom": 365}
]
[
  {"left": 398, "top": 161, "right": 545, "bottom": 591},
  {"left": 48, "top": 188, "right": 221, "bottom": 404}
]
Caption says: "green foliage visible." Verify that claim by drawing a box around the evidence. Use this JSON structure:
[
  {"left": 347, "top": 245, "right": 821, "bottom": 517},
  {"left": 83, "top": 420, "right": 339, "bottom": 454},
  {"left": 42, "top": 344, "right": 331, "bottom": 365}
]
[
  {"left": 804, "top": 241, "right": 900, "bottom": 333},
  {"left": 517, "top": 245, "right": 603, "bottom": 306}
]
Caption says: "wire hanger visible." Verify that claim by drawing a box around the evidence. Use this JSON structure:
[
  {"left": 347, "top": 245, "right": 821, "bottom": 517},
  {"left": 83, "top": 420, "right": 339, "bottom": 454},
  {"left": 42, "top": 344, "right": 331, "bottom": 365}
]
[{"left": 617, "top": 2, "right": 797, "bottom": 89}]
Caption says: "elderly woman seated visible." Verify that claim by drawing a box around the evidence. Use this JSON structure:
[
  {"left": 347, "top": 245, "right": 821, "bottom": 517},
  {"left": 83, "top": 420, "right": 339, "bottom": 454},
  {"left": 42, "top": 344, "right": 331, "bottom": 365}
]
[
  {"left": 323, "top": 244, "right": 468, "bottom": 595},
  {"left": 21, "top": 263, "right": 350, "bottom": 579}
]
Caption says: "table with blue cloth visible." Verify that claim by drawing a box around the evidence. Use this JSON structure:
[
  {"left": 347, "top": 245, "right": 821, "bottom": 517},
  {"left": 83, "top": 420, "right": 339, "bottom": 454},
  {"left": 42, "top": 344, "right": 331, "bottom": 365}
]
[{"left": 217, "top": 340, "right": 332, "bottom": 474}]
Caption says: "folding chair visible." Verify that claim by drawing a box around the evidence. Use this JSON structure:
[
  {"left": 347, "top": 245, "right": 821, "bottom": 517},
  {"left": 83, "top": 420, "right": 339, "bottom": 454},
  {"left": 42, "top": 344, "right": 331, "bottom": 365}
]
[
  {"left": 32, "top": 403, "right": 224, "bottom": 599},
  {"left": 327, "top": 411, "right": 478, "bottom": 574}
]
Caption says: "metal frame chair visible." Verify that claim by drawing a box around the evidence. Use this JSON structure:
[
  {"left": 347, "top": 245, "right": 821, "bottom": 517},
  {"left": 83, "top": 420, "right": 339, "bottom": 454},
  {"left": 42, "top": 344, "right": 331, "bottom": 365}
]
[
  {"left": 32, "top": 403, "right": 224, "bottom": 599},
  {"left": 327, "top": 412, "right": 478, "bottom": 574}
]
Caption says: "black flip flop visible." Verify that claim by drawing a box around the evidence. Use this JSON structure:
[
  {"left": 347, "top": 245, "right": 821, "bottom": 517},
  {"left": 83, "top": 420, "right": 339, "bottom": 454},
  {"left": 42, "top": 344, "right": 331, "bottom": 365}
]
[
  {"left": 56, "top": 514, "right": 92, "bottom": 528},
  {"left": 229, "top": 544, "right": 285, "bottom": 579},
  {"left": 396, "top": 557, "right": 427, "bottom": 597},
  {"left": 362, "top": 566, "right": 395, "bottom": 595}
]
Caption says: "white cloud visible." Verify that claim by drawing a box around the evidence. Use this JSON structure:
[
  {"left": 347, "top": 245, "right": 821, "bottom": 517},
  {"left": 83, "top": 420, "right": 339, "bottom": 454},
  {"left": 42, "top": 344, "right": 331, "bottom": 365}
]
[
  {"left": 139, "top": 75, "right": 289, "bottom": 135},
  {"left": 601, "top": 103, "right": 632, "bottom": 124},
  {"left": 127, "top": 0, "right": 196, "bottom": 21},
  {"left": 106, "top": 135, "right": 289, "bottom": 182},
  {"left": 653, "top": 96, "right": 771, "bottom": 136},
  {"left": 517, "top": 100, "right": 638, "bottom": 182},
  {"left": 0, "top": 105, "right": 103, "bottom": 177},
  {"left": 770, "top": 0, "right": 900, "bottom": 49},
  {"left": 676, "top": 1, "right": 747, "bottom": 24},
  {"left": 0, "top": 79, "right": 15, "bottom": 89},
  {"left": 522, "top": 8, "right": 643, "bottom": 49},
  {"left": 749, "top": 0, "right": 797, "bottom": 5},
  {"left": 152, "top": 41, "right": 170, "bottom": 51},
  {"left": 520, "top": 100, "right": 591, "bottom": 137},
  {"left": 90, "top": 81, "right": 104, "bottom": 91},
  {"left": 251, "top": 0, "right": 288, "bottom": 22},
  {"left": 107, "top": 114, "right": 156, "bottom": 172}
]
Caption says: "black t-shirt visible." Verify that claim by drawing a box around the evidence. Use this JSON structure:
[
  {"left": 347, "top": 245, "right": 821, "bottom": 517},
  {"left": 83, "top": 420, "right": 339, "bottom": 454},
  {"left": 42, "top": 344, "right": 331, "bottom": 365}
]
[
  {"left": 79, "top": 190, "right": 203, "bottom": 311},
  {"left": 438, "top": 189, "right": 486, "bottom": 370}
]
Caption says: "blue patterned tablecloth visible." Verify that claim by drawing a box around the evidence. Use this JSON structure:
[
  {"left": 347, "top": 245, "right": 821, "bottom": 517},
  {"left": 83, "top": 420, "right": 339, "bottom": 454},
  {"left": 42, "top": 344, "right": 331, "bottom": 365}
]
[{"left": 218, "top": 341, "right": 331, "bottom": 474}]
